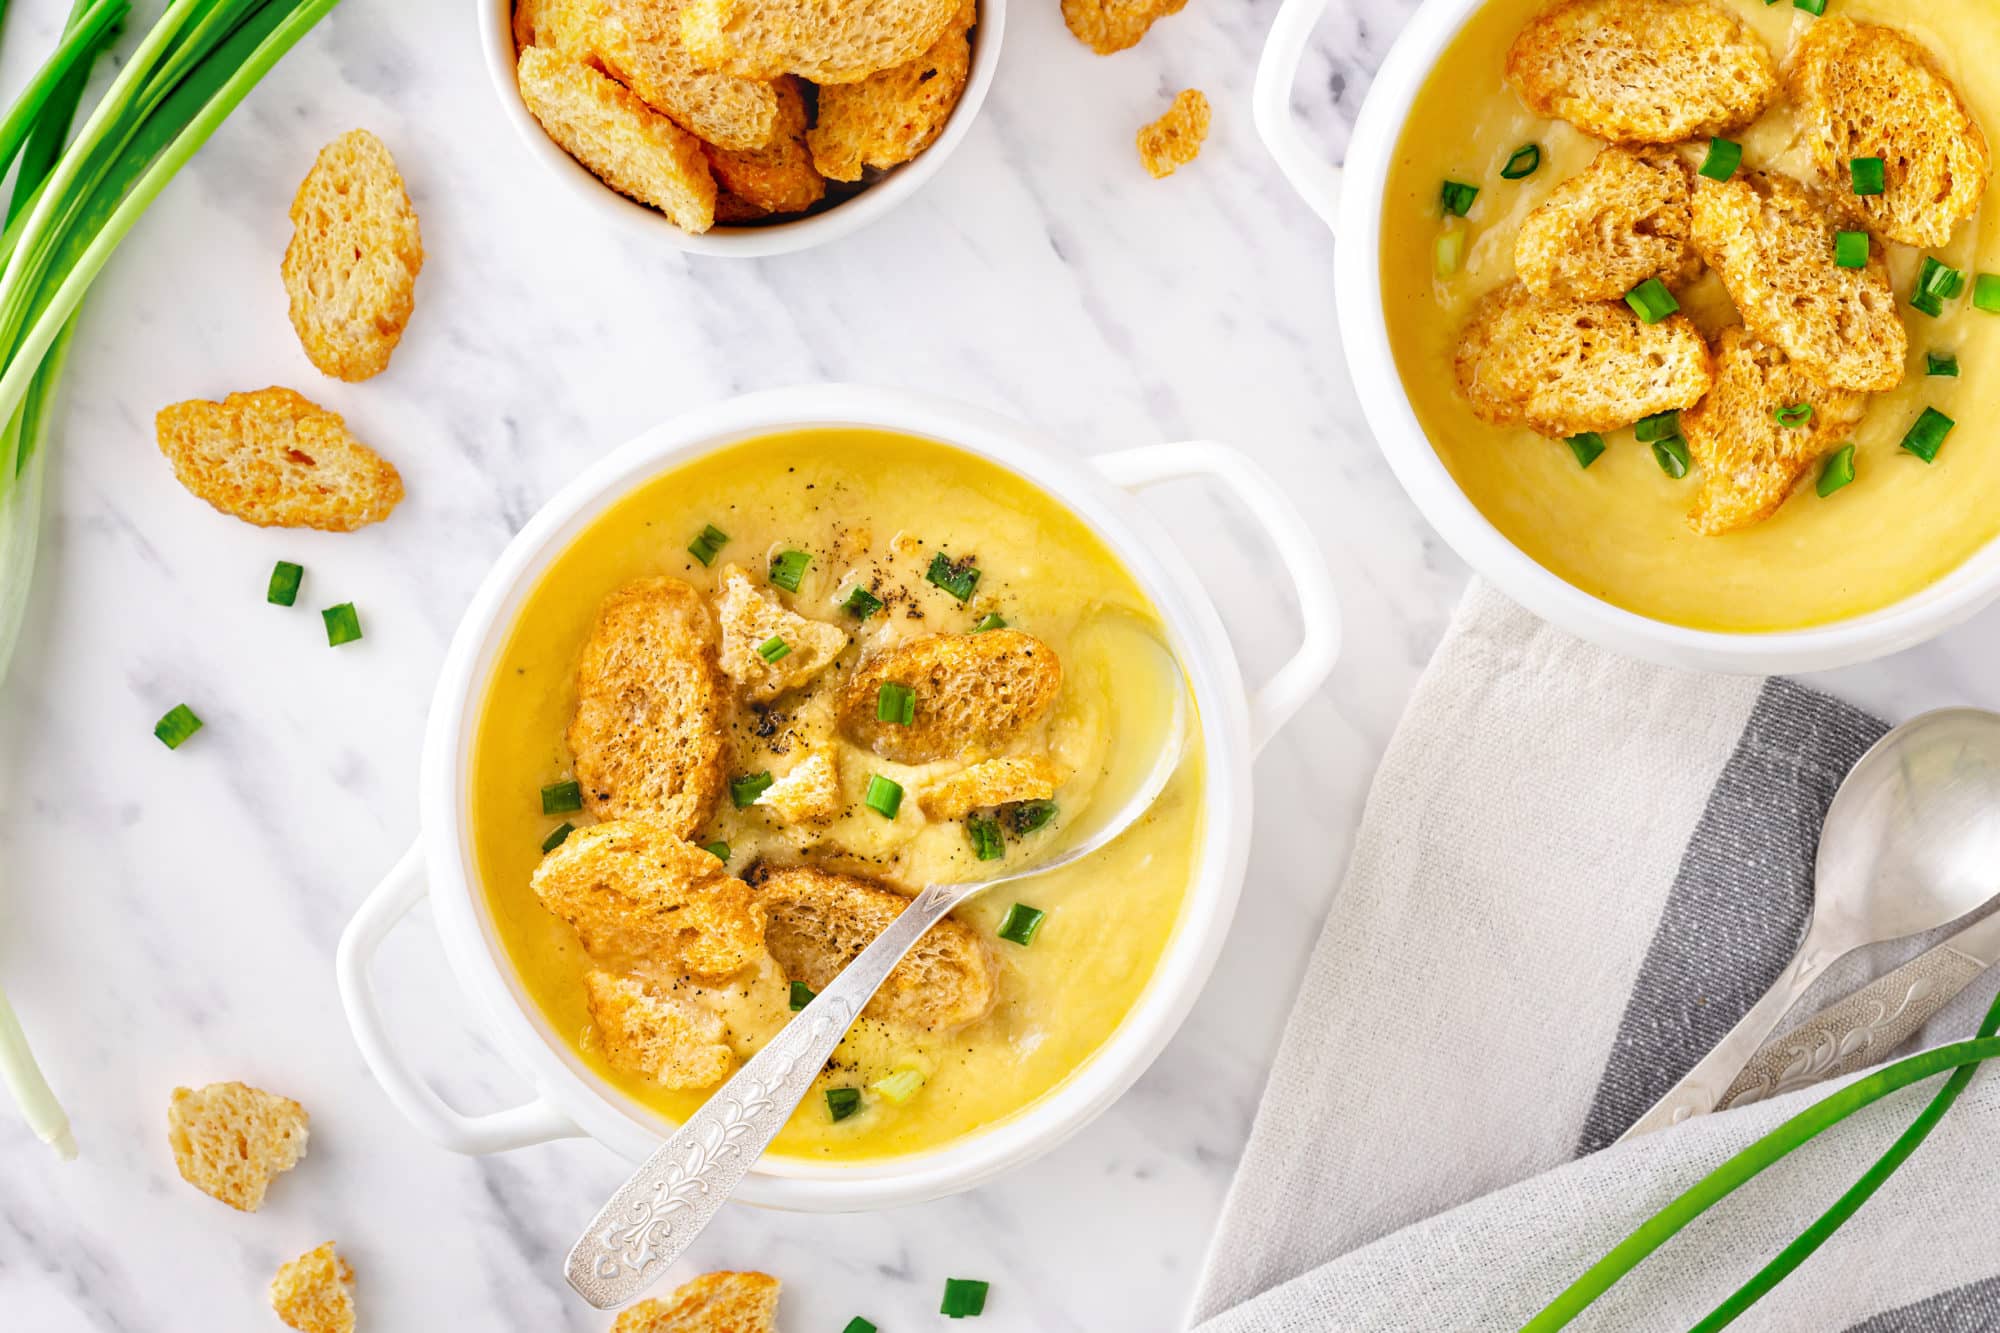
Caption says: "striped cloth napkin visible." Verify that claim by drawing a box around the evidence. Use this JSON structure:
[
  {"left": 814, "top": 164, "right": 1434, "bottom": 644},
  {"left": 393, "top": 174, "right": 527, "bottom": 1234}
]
[{"left": 1190, "top": 581, "right": 2000, "bottom": 1332}]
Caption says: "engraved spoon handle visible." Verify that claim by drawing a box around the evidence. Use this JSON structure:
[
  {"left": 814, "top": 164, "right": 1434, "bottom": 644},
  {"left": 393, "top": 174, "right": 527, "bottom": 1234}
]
[{"left": 563, "top": 881, "right": 968, "bottom": 1310}]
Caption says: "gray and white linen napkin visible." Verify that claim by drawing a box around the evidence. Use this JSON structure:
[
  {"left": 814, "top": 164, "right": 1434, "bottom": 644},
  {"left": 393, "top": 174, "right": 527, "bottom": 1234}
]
[{"left": 1191, "top": 581, "right": 2000, "bottom": 1332}]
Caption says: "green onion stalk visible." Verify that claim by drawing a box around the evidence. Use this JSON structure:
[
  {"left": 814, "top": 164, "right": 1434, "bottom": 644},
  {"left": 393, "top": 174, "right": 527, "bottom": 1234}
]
[{"left": 0, "top": 0, "right": 344, "bottom": 1158}]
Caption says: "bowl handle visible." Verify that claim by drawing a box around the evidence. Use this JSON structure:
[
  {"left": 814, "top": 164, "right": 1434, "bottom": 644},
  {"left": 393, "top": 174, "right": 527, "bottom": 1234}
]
[
  {"left": 1254, "top": 0, "right": 1343, "bottom": 235},
  {"left": 1095, "top": 442, "right": 1342, "bottom": 753},
  {"left": 336, "top": 843, "right": 581, "bottom": 1154}
]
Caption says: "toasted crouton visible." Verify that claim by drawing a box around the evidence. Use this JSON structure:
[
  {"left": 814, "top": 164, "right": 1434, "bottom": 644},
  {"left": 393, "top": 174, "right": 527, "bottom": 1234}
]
[
  {"left": 716, "top": 565, "right": 849, "bottom": 700},
  {"left": 1137, "top": 89, "right": 1210, "bottom": 181},
  {"left": 919, "top": 756, "right": 1061, "bottom": 820},
  {"left": 703, "top": 78, "right": 825, "bottom": 215},
  {"left": 1787, "top": 17, "right": 1992, "bottom": 249},
  {"left": 714, "top": 191, "right": 771, "bottom": 223},
  {"left": 1515, "top": 145, "right": 1699, "bottom": 301},
  {"left": 570, "top": 577, "right": 732, "bottom": 837},
  {"left": 270, "top": 1243, "right": 355, "bottom": 1333},
  {"left": 517, "top": 46, "right": 717, "bottom": 232},
  {"left": 514, "top": 0, "right": 593, "bottom": 53},
  {"left": 753, "top": 866, "right": 996, "bottom": 1029},
  {"left": 1505, "top": 0, "right": 1777, "bottom": 145},
  {"left": 584, "top": 970, "right": 735, "bottom": 1088},
  {"left": 167, "top": 1081, "right": 309, "bottom": 1212},
  {"left": 1689, "top": 169, "right": 1905, "bottom": 393},
  {"left": 1452, "top": 281, "right": 1712, "bottom": 437},
  {"left": 757, "top": 749, "right": 843, "bottom": 825},
  {"left": 808, "top": 5, "right": 972, "bottom": 182},
  {"left": 837, "top": 630, "right": 1063, "bottom": 764},
  {"left": 1681, "top": 327, "right": 1870, "bottom": 536},
  {"left": 533, "top": 821, "right": 766, "bottom": 979},
  {"left": 281, "top": 130, "right": 423, "bottom": 383},
  {"left": 589, "top": 0, "right": 783, "bottom": 151},
  {"left": 613, "top": 1272, "right": 781, "bottom": 1333},
  {"left": 156, "top": 388, "right": 402, "bottom": 531},
  {"left": 1062, "top": 0, "right": 1186, "bottom": 55},
  {"left": 679, "top": 0, "right": 961, "bottom": 84}
]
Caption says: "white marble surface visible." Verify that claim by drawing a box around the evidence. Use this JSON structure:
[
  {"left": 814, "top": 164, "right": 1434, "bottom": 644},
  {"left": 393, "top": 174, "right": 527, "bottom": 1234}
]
[{"left": 3, "top": 0, "right": 1999, "bottom": 1329}]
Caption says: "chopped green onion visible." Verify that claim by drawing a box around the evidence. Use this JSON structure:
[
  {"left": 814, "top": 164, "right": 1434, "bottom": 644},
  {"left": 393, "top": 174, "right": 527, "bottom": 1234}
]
[
  {"left": 1500, "top": 144, "right": 1541, "bottom": 180},
  {"left": 1816, "top": 444, "right": 1856, "bottom": 497},
  {"left": 730, "top": 771, "right": 775, "bottom": 807},
  {"left": 863, "top": 774, "right": 903, "bottom": 819},
  {"left": 876, "top": 681, "right": 916, "bottom": 726},
  {"left": 972, "top": 612, "right": 1008, "bottom": 632},
  {"left": 870, "top": 1068, "right": 925, "bottom": 1104},
  {"left": 1435, "top": 227, "right": 1465, "bottom": 277},
  {"left": 997, "top": 903, "right": 1046, "bottom": 947},
  {"left": 266, "top": 559, "right": 302, "bottom": 606},
  {"left": 968, "top": 815, "right": 1005, "bottom": 861},
  {"left": 756, "top": 635, "right": 790, "bottom": 664},
  {"left": 541, "top": 780, "right": 584, "bottom": 814},
  {"left": 153, "top": 703, "right": 202, "bottom": 750},
  {"left": 540, "top": 822, "right": 575, "bottom": 853},
  {"left": 1634, "top": 411, "right": 1679, "bottom": 443},
  {"left": 687, "top": 523, "right": 729, "bottom": 567},
  {"left": 1440, "top": 179, "right": 1479, "bottom": 217},
  {"left": 1009, "top": 800, "right": 1058, "bottom": 835},
  {"left": 1652, "top": 436, "right": 1690, "bottom": 479},
  {"left": 321, "top": 602, "right": 362, "bottom": 647},
  {"left": 1624, "top": 278, "right": 1679, "bottom": 324},
  {"left": 1793, "top": 0, "right": 1826, "bottom": 14},
  {"left": 769, "top": 548, "right": 811, "bottom": 592},
  {"left": 1977, "top": 274, "right": 2000, "bottom": 313},
  {"left": 1773, "top": 403, "right": 1814, "bottom": 429},
  {"left": 1850, "top": 156, "right": 1886, "bottom": 196},
  {"left": 825, "top": 1087, "right": 862, "bottom": 1122},
  {"left": 1912, "top": 256, "right": 1966, "bottom": 316},
  {"left": 704, "top": 840, "right": 730, "bottom": 863},
  {"left": 925, "top": 551, "right": 980, "bottom": 601},
  {"left": 1698, "top": 138, "right": 1743, "bottom": 182},
  {"left": 1565, "top": 433, "right": 1606, "bottom": 469},
  {"left": 789, "top": 980, "right": 814, "bottom": 1011},
  {"left": 941, "top": 1278, "right": 990, "bottom": 1318},
  {"left": 841, "top": 585, "right": 884, "bottom": 618},
  {"left": 1901, "top": 407, "right": 1956, "bottom": 463},
  {"left": 1928, "top": 351, "right": 1961, "bottom": 377},
  {"left": 1833, "top": 230, "right": 1870, "bottom": 269},
  {"left": 843, "top": 1319, "right": 879, "bottom": 1333}
]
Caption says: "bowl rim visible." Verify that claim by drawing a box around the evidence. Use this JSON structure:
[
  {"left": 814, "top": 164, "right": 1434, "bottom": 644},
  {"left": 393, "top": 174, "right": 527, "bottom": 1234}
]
[
  {"left": 476, "top": 0, "right": 1007, "bottom": 258},
  {"left": 416, "top": 385, "right": 1259, "bottom": 1209},
  {"left": 1315, "top": 0, "right": 2000, "bottom": 673}
]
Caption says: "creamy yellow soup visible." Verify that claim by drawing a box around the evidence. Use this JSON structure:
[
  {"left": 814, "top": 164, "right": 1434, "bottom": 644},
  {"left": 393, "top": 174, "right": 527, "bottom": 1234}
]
[
  {"left": 469, "top": 429, "right": 1205, "bottom": 1161},
  {"left": 1384, "top": 0, "right": 2000, "bottom": 632}
]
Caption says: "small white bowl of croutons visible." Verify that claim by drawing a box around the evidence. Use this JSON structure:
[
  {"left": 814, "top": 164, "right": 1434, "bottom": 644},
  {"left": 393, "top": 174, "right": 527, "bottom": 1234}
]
[{"left": 483, "top": 0, "right": 1002, "bottom": 255}]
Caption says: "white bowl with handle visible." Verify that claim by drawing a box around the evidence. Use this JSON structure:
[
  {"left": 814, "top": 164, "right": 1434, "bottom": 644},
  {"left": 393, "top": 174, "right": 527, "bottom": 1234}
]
[
  {"left": 1256, "top": 0, "right": 2000, "bottom": 673},
  {"left": 335, "top": 384, "right": 1341, "bottom": 1211}
]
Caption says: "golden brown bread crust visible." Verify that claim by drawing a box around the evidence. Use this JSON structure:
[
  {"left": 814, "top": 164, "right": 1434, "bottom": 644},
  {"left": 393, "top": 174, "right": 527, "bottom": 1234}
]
[
  {"left": 1786, "top": 17, "right": 1992, "bottom": 249},
  {"left": 282, "top": 129, "right": 423, "bottom": 383},
  {"left": 1061, "top": 0, "right": 1186, "bottom": 55},
  {"left": 589, "top": 0, "right": 783, "bottom": 151},
  {"left": 679, "top": 0, "right": 960, "bottom": 84},
  {"left": 168, "top": 1081, "right": 310, "bottom": 1212},
  {"left": 1452, "top": 281, "right": 1713, "bottom": 437},
  {"left": 270, "top": 1243, "right": 355, "bottom": 1333},
  {"left": 808, "top": 3, "right": 973, "bottom": 183},
  {"left": 156, "top": 387, "right": 403, "bottom": 531},
  {"left": 1137, "top": 89, "right": 1211, "bottom": 181},
  {"left": 612, "top": 1272, "right": 781, "bottom": 1333},
  {"left": 1515, "top": 145, "right": 1700, "bottom": 301},
  {"left": 919, "top": 756, "right": 1061, "bottom": 821},
  {"left": 1505, "top": 0, "right": 1777, "bottom": 145},
  {"left": 1689, "top": 169, "right": 1906, "bottom": 394},
  {"left": 702, "top": 77, "right": 826, "bottom": 215},
  {"left": 716, "top": 563, "right": 848, "bottom": 700},
  {"left": 836, "top": 629, "right": 1063, "bottom": 764},
  {"left": 752, "top": 865, "right": 997, "bottom": 1029},
  {"left": 1680, "top": 327, "right": 1870, "bottom": 536},
  {"left": 569, "top": 576, "right": 732, "bottom": 837},
  {"left": 532, "top": 820, "right": 767, "bottom": 979},
  {"left": 584, "top": 969, "right": 735, "bottom": 1088}
]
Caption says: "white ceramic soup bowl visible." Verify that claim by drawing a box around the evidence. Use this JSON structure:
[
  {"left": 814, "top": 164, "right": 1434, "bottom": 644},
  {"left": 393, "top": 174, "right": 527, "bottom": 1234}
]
[
  {"left": 478, "top": 0, "right": 1005, "bottom": 258},
  {"left": 335, "top": 385, "right": 1340, "bottom": 1211},
  {"left": 1255, "top": 0, "right": 2000, "bottom": 674}
]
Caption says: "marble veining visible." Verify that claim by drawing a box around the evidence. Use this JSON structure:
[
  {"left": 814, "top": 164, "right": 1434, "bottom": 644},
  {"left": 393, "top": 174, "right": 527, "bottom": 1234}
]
[{"left": 1, "top": 0, "right": 1997, "bottom": 1329}]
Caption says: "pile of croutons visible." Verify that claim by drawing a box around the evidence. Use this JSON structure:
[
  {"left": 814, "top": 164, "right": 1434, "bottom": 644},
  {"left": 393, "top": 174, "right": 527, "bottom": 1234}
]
[{"left": 1452, "top": 0, "right": 1992, "bottom": 535}]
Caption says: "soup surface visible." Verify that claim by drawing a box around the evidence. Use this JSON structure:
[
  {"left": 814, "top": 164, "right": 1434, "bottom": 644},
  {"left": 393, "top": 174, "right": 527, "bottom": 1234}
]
[
  {"left": 469, "top": 429, "right": 1204, "bottom": 1161},
  {"left": 1383, "top": 0, "right": 2000, "bottom": 632}
]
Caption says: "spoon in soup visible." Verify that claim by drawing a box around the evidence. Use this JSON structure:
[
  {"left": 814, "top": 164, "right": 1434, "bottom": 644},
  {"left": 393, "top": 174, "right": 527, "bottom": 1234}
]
[{"left": 563, "top": 617, "right": 1193, "bottom": 1309}]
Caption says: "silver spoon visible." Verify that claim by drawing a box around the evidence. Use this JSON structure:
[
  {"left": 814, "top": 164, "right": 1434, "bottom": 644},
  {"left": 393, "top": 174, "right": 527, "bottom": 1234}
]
[
  {"left": 563, "top": 620, "right": 1192, "bottom": 1309},
  {"left": 1620, "top": 707, "right": 2000, "bottom": 1141}
]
